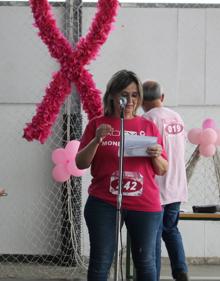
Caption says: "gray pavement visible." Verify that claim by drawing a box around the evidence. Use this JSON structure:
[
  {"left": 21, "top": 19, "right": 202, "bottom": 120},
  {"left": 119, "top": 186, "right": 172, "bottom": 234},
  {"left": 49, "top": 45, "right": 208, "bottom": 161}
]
[
  {"left": 0, "top": 264, "right": 220, "bottom": 280},
  {"left": 160, "top": 263, "right": 220, "bottom": 280}
]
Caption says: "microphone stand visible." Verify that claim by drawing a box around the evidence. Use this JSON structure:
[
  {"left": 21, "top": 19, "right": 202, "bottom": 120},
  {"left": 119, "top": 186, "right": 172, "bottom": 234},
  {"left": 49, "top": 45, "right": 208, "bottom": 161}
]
[{"left": 114, "top": 107, "right": 125, "bottom": 281}]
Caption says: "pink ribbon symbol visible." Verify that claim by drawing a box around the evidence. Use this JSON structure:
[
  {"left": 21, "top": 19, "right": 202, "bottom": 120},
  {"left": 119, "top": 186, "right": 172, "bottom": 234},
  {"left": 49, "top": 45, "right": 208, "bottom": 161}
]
[{"left": 23, "top": 0, "right": 119, "bottom": 144}]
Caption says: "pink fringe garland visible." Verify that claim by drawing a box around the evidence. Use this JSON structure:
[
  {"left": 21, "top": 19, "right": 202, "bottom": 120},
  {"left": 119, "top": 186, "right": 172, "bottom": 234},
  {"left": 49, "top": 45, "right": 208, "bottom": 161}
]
[{"left": 23, "top": 0, "right": 119, "bottom": 144}]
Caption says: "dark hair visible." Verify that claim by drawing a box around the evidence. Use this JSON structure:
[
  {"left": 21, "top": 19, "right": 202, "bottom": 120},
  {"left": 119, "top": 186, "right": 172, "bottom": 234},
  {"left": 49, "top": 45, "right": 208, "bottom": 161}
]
[
  {"left": 103, "top": 69, "right": 143, "bottom": 116},
  {"left": 142, "top": 80, "right": 162, "bottom": 101}
]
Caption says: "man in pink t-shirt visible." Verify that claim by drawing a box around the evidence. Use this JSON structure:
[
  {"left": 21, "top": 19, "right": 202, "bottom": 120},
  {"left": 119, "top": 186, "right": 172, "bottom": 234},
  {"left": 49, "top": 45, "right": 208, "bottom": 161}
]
[{"left": 142, "top": 80, "right": 189, "bottom": 281}]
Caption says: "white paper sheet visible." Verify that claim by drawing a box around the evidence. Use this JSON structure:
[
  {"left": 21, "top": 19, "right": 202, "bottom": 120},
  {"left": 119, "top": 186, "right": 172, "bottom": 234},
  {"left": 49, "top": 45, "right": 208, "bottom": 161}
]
[{"left": 123, "top": 135, "right": 157, "bottom": 157}]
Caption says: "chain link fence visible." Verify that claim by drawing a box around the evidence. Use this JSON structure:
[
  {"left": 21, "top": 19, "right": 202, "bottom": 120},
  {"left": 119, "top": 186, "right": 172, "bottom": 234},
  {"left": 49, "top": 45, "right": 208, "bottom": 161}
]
[
  {"left": 179, "top": 107, "right": 220, "bottom": 209},
  {"left": 0, "top": 0, "right": 87, "bottom": 279}
]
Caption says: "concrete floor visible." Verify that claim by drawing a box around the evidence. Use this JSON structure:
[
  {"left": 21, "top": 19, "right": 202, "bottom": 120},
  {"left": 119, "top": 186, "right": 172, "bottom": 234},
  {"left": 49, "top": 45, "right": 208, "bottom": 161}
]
[
  {"left": 124, "top": 263, "right": 220, "bottom": 280},
  {"left": 0, "top": 264, "right": 220, "bottom": 280},
  {"left": 160, "top": 263, "right": 220, "bottom": 280}
]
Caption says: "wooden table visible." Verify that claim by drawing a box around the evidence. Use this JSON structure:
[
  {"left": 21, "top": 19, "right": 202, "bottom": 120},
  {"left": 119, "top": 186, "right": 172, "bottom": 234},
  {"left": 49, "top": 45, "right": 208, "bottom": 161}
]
[{"left": 179, "top": 212, "right": 220, "bottom": 220}]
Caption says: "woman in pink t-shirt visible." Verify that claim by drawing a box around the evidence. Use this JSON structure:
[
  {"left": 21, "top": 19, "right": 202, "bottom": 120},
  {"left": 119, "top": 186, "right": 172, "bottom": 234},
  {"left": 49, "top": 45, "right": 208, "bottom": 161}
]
[{"left": 76, "top": 70, "right": 168, "bottom": 281}]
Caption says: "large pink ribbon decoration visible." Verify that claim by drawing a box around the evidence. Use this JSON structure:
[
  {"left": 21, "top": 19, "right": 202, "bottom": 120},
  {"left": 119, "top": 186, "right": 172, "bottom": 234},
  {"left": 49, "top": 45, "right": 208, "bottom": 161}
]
[{"left": 23, "top": 0, "right": 119, "bottom": 144}]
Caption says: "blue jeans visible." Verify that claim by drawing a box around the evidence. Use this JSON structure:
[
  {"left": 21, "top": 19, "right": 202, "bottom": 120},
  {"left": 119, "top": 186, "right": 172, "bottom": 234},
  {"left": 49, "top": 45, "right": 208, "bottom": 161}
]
[
  {"left": 156, "top": 202, "right": 188, "bottom": 280},
  {"left": 84, "top": 196, "right": 162, "bottom": 281}
]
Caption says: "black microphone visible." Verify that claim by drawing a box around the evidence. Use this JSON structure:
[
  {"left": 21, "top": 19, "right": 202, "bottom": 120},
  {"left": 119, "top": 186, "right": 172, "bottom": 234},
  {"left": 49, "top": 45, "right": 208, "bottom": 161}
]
[{"left": 119, "top": 96, "right": 127, "bottom": 109}]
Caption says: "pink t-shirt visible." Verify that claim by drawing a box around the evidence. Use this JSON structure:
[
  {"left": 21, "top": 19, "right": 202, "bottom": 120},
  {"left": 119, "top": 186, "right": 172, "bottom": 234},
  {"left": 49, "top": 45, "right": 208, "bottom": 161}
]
[
  {"left": 143, "top": 107, "right": 188, "bottom": 205},
  {"left": 79, "top": 115, "right": 167, "bottom": 212}
]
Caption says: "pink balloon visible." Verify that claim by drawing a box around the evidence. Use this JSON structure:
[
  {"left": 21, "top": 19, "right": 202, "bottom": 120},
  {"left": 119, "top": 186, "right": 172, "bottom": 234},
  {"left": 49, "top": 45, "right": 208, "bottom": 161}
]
[
  {"left": 200, "top": 128, "right": 217, "bottom": 145},
  {"left": 66, "top": 161, "right": 86, "bottom": 177},
  {"left": 215, "top": 128, "right": 220, "bottom": 146},
  {"left": 52, "top": 148, "right": 67, "bottom": 164},
  {"left": 187, "top": 128, "right": 202, "bottom": 144},
  {"left": 52, "top": 164, "right": 70, "bottom": 182},
  {"left": 65, "top": 140, "right": 80, "bottom": 161},
  {"left": 202, "top": 118, "right": 216, "bottom": 129},
  {"left": 199, "top": 144, "right": 216, "bottom": 157}
]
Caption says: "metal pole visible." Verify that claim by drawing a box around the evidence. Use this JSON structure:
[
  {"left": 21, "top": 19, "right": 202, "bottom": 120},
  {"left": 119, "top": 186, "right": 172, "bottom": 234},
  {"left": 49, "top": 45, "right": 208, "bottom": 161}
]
[
  {"left": 61, "top": 0, "right": 82, "bottom": 266},
  {"left": 114, "top": 109, "right": 125, "bottom": 281}
]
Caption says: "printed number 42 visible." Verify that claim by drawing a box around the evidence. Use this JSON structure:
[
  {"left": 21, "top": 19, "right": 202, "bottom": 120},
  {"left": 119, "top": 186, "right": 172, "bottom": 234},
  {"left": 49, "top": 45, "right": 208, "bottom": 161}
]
[{"left": 123, "top": 181, "right": 137, "bottom": 191}]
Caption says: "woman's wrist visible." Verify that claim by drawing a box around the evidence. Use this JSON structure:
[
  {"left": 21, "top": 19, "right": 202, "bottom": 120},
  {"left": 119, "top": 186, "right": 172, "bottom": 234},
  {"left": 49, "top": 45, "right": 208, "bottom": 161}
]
[{"left": 94, "top": 136, "right": 102, "bottom": 145}]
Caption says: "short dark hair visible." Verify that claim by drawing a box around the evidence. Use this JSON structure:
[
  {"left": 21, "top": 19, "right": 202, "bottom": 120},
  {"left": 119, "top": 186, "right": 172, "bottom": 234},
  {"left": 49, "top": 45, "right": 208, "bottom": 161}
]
[
  {"left": 103, "top": 69, "right": 143, "bottom": 116},
  {"left": 142, "top": 80, "right": 162, "bottom": 101}
]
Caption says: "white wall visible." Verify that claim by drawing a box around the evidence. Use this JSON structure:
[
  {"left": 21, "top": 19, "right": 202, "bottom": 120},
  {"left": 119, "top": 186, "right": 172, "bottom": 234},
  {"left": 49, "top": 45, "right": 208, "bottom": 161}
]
[
  {"left": 82, "top": 5, "right": 220, "bottom": 260},
  {"left": 0, "top": 4, "right": 64, "bottom": 255},
  {"left": 0, "top": 3, "right": 220, "bottom": 260}
]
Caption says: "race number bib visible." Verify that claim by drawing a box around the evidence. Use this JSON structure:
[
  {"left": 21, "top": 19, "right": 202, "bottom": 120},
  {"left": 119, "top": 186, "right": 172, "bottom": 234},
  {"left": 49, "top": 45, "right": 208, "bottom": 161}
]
[
  {"left": 164, "top": 120, "right": 184, "bottom": 135},
  {"left": 109, "top": 171, "right": 143, "bottom": 196}
]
